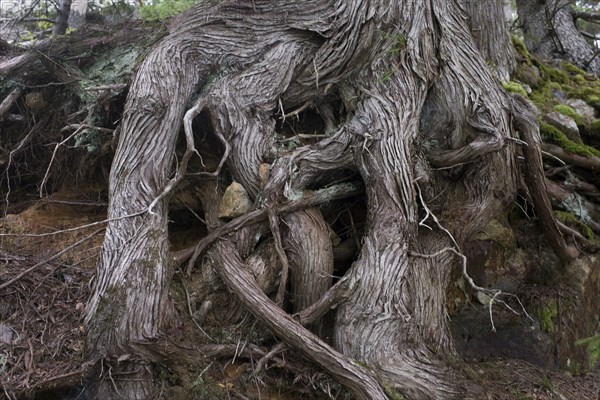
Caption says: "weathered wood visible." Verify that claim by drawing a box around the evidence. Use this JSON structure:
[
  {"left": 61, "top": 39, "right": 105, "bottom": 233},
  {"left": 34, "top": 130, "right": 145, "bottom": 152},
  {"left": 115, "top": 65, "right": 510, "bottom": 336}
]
[{"left": 81, "top": 0, "right": 566, "bottom": 398}]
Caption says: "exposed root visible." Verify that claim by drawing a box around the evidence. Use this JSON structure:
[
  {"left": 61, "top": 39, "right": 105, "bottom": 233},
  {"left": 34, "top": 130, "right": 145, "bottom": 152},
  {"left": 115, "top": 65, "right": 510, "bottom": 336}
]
[
  {"left": 209, "top": 239, "right": 388, "bottom": 400},
  {"left": 147, "top": 98, "right": 206, "bottom": 214},
  {"left": 181, "top": 182, "right": 361, "bottom": 275},
  {"left": 510, "top": 93, "right": 577, "bottom": 263}
]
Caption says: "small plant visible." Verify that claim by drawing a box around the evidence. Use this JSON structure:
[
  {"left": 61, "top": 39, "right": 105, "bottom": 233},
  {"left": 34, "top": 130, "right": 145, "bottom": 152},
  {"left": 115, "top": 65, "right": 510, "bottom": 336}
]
[{"left": 576, "top": 335, "right": 600, "bottom": 368}]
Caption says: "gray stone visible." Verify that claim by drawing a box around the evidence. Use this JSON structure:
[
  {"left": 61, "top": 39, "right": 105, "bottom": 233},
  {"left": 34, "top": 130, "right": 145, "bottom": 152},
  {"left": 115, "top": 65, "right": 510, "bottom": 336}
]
[
  {"left": 0, "top": 323, "right": 15, "bottom": 345},
  {"left": 544, "top": 111, "right": 582, "bottom": 143},
  {"left": 218, "top": 182, "right": 252, "bottom": 219},
  {"left": 564, "top": 98, "right": 596, "bottom": 122}
]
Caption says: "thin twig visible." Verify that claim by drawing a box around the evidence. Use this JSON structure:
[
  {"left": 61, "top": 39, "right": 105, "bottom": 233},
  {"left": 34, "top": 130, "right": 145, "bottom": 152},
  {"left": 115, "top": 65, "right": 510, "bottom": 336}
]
[
  {"left": 39, "top": 126, "right": 85, "bottom": 198},
  {"left": 251, "top": 343, "right": 286, "bottom": 378}
]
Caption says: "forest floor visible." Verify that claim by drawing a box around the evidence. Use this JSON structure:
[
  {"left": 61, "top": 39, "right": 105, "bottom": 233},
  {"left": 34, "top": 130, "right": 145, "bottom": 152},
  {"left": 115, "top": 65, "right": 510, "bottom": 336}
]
[{"left": 0, "top": 199, "right": 599, "bottom": 400}]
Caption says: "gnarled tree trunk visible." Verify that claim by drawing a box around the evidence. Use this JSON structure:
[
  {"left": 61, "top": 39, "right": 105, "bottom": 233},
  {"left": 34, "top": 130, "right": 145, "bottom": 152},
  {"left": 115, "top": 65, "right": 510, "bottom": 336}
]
[{"left": 83, "top": 0, "right": 571, "bottom": 398}]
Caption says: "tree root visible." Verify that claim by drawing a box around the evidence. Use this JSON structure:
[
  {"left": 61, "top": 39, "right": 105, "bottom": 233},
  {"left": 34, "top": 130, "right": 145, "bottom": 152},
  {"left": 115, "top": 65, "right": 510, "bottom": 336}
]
[
  {"left": 179, "top": 182, "right": 362, "bottom": 274},
  {"left": 209, "top": 239, "right": 388, "bottom": 400},
  {"left": 511, "top": 94, "right": 577, "bottom": 263}
]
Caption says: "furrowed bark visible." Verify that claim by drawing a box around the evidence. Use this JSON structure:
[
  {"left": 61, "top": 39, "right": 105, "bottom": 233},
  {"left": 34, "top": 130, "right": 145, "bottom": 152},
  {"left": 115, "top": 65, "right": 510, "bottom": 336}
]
[
  {"left": 208, "top": 239, "right": 388, "bottom": 400},
  {"left": 82, "top": 0, "right": 556, "bottom": 398}
]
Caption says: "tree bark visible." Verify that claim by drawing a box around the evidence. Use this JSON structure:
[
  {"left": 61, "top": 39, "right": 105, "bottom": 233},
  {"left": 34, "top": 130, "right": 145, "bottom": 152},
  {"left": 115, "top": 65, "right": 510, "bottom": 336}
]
[{"left": 461, "top": 0, "right": 516, "bottom": 81}]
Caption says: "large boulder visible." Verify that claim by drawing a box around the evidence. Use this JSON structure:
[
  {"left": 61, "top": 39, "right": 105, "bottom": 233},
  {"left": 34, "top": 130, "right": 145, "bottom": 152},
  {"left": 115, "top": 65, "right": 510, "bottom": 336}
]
[{"left": 544, "top": 111, "right": 582, "bottom": 143}]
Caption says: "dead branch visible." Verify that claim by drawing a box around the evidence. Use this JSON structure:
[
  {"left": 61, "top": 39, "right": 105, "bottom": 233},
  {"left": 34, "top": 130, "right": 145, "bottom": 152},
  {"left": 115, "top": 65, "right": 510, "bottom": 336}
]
[
  {"left": 573, "top": 10, "right": 600, "bottom": 23},
  {"left": 511, "top": 94, "right": 577, "bottom": 263},
  {"left": 0, "top": 87, "right": 23, "bottom": 121}
]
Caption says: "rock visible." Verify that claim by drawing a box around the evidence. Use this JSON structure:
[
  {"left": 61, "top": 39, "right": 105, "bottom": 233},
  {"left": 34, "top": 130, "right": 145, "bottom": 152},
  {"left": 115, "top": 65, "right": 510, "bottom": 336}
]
[
  {"left": 25, "top": 92, "right": 47, "bottom": 112},
  {"left": 544, "top": 111, "right": 582, "bottom": 143},
  {"left": 450, "top": 307, "right": 553, "bottom": 367},
  {"left": 551, "top": 89, "right": 567, "bottom": 100},
  {"left": 564, "top": 98, "right": 596, "bottom": 122},
  {"left": 218, "top": 182, "right": 252, "bottom": 218},
  {"left": 0, "top": 323, "right": 15, "bottom": 345},
  {"left": 464, "top": 219, "right": 523, "bottom": 292},
  {"left": 554, "top": 257, "right": 600, "bottom": 369},
  {"left": 515, "top": 64, "right": 541, "bottom": 87}
]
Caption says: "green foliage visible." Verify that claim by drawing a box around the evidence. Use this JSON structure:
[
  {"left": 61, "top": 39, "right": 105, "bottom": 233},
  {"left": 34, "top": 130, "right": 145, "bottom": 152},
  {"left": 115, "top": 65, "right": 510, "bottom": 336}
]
[
  {"left": 502, "top": 81, "right": 528, "bottom": 97},
  {"left": 539, "top": 122, "right": 600, "bottom": 157},
  {"left": 139, "top": 0, "right": 201, "bottom": 20},
  {"left": 575, "top": 335, "right": 600, "bottom": 368},
  {"left": 537, "top": 301, "right": 557, "bottom": 333}
]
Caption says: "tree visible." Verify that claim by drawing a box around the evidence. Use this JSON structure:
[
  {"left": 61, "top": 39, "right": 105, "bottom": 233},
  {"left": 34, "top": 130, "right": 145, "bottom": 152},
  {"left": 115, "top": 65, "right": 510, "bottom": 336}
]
[
  {"left": 77, "top": 0, "right": 576, "bottom": 399},
  {"left": 53, "top": 0, "right": 73, "bottom": 35},
  {"left": 516, "top": 0, "right": 600, "bottom": 73},
  {"left": 461, "top": 0, "right": 517, "bottom": 81},
  {"left": 5, "top": 0, "right": 599, "bottom": 399}
]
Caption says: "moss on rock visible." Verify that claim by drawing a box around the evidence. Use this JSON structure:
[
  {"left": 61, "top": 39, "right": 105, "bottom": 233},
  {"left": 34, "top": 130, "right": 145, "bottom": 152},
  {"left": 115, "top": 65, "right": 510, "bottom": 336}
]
[{"left": 539, "top": 122, "right": 600, "bottom": 157}]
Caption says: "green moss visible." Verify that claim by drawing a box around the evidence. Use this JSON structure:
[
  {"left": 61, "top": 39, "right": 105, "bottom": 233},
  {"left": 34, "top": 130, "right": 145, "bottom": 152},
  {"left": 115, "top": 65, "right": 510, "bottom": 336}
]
[
  {"left": 512, "top": 35, "right": 532, "bottom": 64},
  {"left": 547, "top": 82, "right": 562, "bottom": 90},
  {"left": 540, "top": 122, "right": 600, "bottom": 157},
  {"left": 553, "top": 104, "right": 587, "bottom": 127},
  {"left": 538, "top": 300, "right": 558, "bottom": 333},
  {"left": 587, "top": 120, "right": 600, "bottom": 137},
  {"left": 564, "top": 63, "right": 586, "bottom": 75},
  {"left": 502, "top": 81, "right": 528, "bottom": 97},
  {"left": 573, "top": 74, "right": 587, "bottom": 85},
  {"left": 553, "top": 104, "right": 577, "bottom": 118},
  {"left": 555, "top": 211, "right": 595, "bottom": 240},
  {"left": 530, "top": 91, "right": 554, "bottom": 111},
  {"left": 538, "top": 64, "right": 571, "bottom": 84}
]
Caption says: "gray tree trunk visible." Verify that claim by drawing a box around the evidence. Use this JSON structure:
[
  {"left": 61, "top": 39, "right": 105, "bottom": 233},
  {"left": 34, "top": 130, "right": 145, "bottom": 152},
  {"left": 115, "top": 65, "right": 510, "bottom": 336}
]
[
  {"left": 461, "top": 0, "right": 516, "bottom": 81},
  {"left": 52, "top": 0, "right": 72, "bottom": 36},
  {"left": 516, "top": 0, "right": 600, "bottom": 74},
  {"left": 83, "top": 0, "right": 569, "bottom": 398},
  {"left": 69, "top": 0, "right": 88, "bottom": 29}
]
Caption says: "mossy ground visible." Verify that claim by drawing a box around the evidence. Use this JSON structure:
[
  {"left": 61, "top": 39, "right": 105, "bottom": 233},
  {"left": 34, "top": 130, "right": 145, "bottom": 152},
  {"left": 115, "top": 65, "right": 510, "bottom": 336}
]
[{"left": 510, "top": 38, "right": 600, "bottom": 154}]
